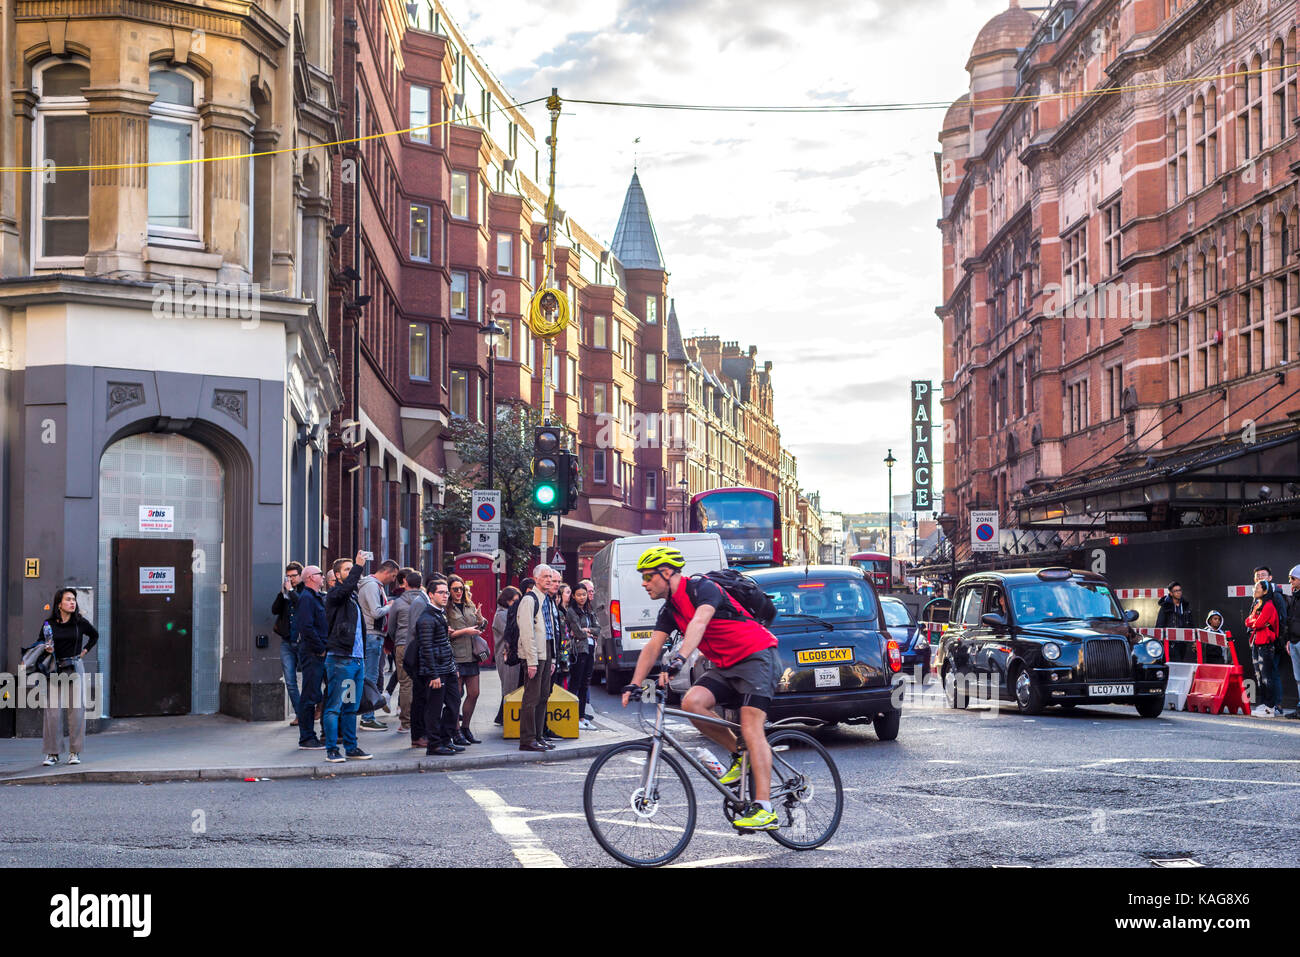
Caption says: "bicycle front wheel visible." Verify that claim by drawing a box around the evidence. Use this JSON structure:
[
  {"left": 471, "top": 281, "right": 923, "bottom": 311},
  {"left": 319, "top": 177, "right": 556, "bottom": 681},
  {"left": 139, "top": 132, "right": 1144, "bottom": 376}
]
[
  {"left": 763, "top": 729, "right": 843, "bottom": 850},
  {"left": 583, "top": 741, "right": 697, "bottom": 867}
]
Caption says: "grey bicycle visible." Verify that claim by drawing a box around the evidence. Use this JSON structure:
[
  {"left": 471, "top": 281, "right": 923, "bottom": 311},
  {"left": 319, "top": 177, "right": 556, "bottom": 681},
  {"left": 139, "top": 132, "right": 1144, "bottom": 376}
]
[{"left": 582, "top": 681, "right": 844, "bottom": 867}]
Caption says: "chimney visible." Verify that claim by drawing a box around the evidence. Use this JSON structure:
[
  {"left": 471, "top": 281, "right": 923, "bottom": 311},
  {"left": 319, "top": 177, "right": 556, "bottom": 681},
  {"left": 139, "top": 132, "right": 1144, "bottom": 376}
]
[
  {"left": 764, "top": 361, "right": 773, "bottom": 373},
  {"left": 748, "top": 345, "right": 758, "bottom": 358}
]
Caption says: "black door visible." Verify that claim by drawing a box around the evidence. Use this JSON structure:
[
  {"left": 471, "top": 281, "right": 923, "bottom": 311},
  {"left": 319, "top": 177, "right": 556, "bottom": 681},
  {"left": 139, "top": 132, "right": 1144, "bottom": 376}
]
[{"left": 111, "top": 538, "right": 194, "bottom": 716}]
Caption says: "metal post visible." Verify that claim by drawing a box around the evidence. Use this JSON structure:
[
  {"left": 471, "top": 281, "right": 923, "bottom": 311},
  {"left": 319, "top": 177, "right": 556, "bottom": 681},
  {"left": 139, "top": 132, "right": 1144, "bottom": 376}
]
[
  {"left": 486, "top": 341, "right": 495, "bottom": 489},
  {"left": 884, "top": 448, "right": 896, "bottom": 589}
]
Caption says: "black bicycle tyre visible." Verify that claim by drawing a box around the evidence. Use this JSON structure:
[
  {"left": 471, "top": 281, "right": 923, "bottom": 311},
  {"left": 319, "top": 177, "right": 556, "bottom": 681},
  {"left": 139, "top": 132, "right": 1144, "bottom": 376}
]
[
  {"left": 763, "top": 729, "right": 843, "bottom": 851},
  {"left": 583, "top": 741, "right": 698, "bottom": 867}
]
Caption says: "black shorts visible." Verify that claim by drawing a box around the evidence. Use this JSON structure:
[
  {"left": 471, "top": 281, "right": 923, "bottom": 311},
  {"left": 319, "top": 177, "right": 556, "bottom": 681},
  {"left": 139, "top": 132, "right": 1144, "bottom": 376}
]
[
  {"left": 694, "top": 646, "right": 778, "bottom": 713},
  {"left": 457, "top": 661, "right": 480, "bottom": 679}
]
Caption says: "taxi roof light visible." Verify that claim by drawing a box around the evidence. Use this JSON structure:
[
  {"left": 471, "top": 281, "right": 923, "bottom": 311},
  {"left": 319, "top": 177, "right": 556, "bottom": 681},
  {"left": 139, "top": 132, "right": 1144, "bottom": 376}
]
[{"left": 1037, "top": 567, "right": 1073, "bottom": 580}]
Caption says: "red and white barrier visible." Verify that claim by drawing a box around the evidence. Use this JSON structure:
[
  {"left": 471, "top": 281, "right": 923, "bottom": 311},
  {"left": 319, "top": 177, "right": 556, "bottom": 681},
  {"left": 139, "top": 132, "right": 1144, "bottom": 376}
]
[
  {"left": 1226, "top": 583, "right": 1292, "bottom": 597},
  {"left": 1133, "top": 627, "right": 1232, "bottom": 648},
  {"left": 1114, "top": 588, "right": 1166, "bottom": 599}
]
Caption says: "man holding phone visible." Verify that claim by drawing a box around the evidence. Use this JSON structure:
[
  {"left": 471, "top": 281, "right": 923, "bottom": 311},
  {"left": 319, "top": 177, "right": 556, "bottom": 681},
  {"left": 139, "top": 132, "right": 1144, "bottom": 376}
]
[{"left": 321, "top": 551, "right": 375, "bottom": 762}]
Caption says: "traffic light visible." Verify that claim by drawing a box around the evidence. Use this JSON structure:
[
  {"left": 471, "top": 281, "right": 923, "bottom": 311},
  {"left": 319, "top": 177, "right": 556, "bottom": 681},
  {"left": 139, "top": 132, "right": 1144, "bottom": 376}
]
[
  {"left": 532, "top": 425, "right": 562, "bottom": 510},
  {"left": 563, "top": 450, "right": 580, "bottom": 513}
]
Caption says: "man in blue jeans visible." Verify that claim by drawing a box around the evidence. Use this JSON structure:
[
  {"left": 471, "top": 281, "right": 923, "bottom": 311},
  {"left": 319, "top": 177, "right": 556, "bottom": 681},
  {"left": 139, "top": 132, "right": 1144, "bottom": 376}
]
[
  {"left": 322, "top": 552, "right": 375, "bottom": 762},
  {"left": 295, "top": 566, "right": 329, "bottom": 749},
  {"left": 357, "top": 560, "right": 399, "bottom": 731}
]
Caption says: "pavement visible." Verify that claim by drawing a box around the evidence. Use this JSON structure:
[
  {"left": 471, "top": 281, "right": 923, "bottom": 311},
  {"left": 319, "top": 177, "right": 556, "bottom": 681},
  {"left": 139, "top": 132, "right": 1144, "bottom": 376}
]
[{"left": 0, "top": 669, "right": 642, "bottom": 785}]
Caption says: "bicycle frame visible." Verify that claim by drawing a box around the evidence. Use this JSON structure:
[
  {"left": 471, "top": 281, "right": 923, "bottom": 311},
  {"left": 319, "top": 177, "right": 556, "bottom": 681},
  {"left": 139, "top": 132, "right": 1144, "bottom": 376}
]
[{"left": 634, "top": 692, "right": 808, "bottom": 811}]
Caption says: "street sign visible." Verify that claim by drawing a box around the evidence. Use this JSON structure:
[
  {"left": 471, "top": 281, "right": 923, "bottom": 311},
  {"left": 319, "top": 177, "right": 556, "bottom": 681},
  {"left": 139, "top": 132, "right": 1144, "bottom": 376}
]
[
  {"left": 492, "top": 549, "right": 507, "bottom": 574},
  {"left": 471, "top": 490, "right": 501, "bottom": 533},
  {"left": 910, "top": 380, "right": 933, "bottom": 511},
  {"left": 552, "top": 549, "right": 566, "bottom": 568},
  {"left": 970, "top": 510, "right": 999, "bottom": 552},
  {"left": 472, "top": 530, "right": 499, "bottom": 553}
]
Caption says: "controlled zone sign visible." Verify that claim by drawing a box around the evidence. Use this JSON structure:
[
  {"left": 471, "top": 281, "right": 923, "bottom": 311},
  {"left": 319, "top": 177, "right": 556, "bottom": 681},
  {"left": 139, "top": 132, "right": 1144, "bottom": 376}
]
[
  {"left": 970, "top": 510, "right": 999, "bottom": 553},
  {"left": 471, "top": 490, "right": 501, "bottom": 533}
]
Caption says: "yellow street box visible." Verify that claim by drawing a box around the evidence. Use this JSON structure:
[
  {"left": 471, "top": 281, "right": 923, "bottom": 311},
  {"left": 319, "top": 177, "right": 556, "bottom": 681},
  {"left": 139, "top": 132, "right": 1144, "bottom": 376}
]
[{"left": 502, "top": 684, "right": 580, "bottom": 739}]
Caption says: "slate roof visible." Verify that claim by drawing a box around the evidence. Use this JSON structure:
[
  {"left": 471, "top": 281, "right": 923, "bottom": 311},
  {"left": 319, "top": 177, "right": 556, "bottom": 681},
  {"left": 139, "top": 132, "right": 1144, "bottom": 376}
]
[
  {"left": 610, "top": 172, "right": 666, "bottom": 271},
  {"left": 666, "top": 299, "right": 687, "bottom": 362}
]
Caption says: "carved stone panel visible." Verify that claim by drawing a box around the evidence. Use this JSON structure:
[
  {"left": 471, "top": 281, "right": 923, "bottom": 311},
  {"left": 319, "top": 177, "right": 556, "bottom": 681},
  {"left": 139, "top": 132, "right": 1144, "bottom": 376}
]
[
  {"left": 107, "top": 381, "right": 145, "bottom": 418},
  {"left": 212, "top": 389, "right": 247, "bottom": 427}
]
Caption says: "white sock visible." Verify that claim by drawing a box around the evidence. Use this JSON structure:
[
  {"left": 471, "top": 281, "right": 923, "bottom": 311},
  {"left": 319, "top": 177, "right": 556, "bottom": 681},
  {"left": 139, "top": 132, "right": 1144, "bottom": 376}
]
[{"left": 757, "top": 800, "right": 772, "bottom": 812}]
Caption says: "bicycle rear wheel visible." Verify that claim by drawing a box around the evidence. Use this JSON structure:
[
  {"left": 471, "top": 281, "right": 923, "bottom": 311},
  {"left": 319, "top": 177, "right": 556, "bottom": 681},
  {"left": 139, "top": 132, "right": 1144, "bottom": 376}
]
[
  {"left": 583, "top": 741, "right": 697, "bottom": 867},
  {"left": 763, "top": 729, "right": 843, "bottom": 850}
]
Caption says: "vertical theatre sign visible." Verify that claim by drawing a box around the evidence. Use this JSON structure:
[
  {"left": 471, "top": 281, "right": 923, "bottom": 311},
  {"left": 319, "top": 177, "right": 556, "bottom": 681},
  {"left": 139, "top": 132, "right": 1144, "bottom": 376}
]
[{"left": 911, "top": 380, "right": 932, "bottom": 511}]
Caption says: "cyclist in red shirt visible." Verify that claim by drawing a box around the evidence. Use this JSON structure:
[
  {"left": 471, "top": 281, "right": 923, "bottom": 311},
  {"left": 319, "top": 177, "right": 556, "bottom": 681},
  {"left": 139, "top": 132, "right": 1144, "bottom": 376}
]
[{"left": 620, "top": 545, "right": 780, "bottom": 831}]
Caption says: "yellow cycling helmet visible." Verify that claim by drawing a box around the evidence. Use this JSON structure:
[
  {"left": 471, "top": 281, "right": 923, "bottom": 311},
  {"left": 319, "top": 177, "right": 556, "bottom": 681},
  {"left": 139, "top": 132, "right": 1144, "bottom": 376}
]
[{"left": 636, "top": 545, "right": 686, "bottom": 572}]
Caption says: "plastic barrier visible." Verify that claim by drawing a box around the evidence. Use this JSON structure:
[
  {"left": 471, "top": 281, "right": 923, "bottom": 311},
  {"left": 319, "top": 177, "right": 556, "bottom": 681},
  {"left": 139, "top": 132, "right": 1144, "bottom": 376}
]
[
  {"left": 1164, "top": 663, "right": 1198, "bottom": 711},
  {"left": 1132, "top": 627, "right": 1248, "bottom": 714}
]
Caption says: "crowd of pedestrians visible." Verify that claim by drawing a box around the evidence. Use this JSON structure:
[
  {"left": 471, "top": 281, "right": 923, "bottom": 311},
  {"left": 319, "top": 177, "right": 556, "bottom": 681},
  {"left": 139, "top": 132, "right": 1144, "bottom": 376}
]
[
  {"left": 1152, "top": 564, "right": 1300, "bottom": 718},
  {"left": 271, "top": 556, "right": 604, "bottom": 761}
]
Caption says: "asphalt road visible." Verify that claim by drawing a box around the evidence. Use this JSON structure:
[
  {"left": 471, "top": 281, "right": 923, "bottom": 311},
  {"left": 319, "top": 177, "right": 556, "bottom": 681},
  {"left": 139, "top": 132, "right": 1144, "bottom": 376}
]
[{"left": 5, "top": 690, "right": 1299, "bottom": 868}]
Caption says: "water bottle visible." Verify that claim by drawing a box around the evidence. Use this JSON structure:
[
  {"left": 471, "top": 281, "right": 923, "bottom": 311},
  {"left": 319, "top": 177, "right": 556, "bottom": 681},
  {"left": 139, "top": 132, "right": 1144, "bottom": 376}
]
[
  {"left": 42, "top": 622, "right": 53, "bottom": 651},
  {"left": 695, "top": 748, "right": 726, "bottom": 777}
]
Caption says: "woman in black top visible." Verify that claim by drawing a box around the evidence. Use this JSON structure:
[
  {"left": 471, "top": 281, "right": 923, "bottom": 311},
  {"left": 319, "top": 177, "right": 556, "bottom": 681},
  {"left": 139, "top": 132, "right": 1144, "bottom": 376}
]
[
  {"left": 566, "top": 583, "right": 600, "bottom": 728},
  {"left": 40, "top": 588, "right": 98, "bottom": 766}
]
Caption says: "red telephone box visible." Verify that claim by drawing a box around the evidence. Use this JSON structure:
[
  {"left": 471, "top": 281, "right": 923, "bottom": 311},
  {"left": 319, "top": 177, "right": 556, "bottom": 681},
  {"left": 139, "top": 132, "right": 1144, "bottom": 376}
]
[{"left": 453, "top": 552, "right": 498, "bottom": 655}]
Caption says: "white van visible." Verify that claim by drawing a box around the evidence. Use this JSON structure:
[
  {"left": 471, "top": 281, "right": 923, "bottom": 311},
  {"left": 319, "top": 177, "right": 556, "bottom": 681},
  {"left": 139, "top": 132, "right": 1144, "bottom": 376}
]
[{"left": 589, "top": 532, "right": 728, "bottom": 691}]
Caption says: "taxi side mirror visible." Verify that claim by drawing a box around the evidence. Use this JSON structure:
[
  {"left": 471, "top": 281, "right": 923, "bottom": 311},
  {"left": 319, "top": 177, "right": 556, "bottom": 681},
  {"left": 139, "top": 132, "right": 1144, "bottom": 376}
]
[
  {"left": 981, "top": 612, "right": 1007, "bottom": 628},
  {"left": 1123, "top": 609, "right": 1139, "bottom": 622}
]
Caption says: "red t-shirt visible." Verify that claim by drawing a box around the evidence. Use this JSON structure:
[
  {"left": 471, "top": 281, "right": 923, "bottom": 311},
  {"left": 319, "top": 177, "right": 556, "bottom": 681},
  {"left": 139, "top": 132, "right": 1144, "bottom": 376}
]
[{"left": 656, "top": 576, "right": 776, "bottom": 668}]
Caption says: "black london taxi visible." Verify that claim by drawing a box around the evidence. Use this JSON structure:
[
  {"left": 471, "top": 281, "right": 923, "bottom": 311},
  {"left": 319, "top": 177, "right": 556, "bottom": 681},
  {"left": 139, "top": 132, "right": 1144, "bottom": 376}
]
[
  {"left": 744, "top": 565, "right": 903, "bottom": 740},
  {"left": 933, "top": 567, "right": 1168, "bottom": 717}
]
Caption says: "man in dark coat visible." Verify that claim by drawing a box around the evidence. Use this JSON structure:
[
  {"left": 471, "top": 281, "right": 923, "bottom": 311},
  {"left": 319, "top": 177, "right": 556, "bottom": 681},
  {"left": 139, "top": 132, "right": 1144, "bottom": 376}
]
[{"left": 1155, "top": 581, "right": 1192, "bottom": 629}]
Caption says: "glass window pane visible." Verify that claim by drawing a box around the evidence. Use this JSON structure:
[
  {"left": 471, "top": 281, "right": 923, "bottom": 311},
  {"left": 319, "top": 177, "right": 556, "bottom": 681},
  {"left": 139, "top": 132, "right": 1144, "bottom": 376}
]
[
  {"left": 43, "top": 63, "right": 89, "bottom": 98},
  {"left": 497, "top": 233, "right": 512, "bottom": 273},
  {"left": 41, "top": 113, "right": 90, "bottom": 256},
  {"left": 150, "top": 70, "right": 193, "bottom": 107},
  {"left": 410, "top": 204, "right": 430, "bottom": 260},
  {"left": 451, "top": 172, "right": 469, "bottom": 218},
  {"left": 409, "top": 323, "right": 429, "bottom": 380},
  {"left": 148, "top": 119, "right": 192, "bottom": 229},
  {"left": 451, "top": 272, "right": 468, "bottom": 318},
  {"left": 410, "top": 85, "right": 431, "bottom": 143},
  {"left": 450, "top": 370, "right": 467, "bottom": 416}
]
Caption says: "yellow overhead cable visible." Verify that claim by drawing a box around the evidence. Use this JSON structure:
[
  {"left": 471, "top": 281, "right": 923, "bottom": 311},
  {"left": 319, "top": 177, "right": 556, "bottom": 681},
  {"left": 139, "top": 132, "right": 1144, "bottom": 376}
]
[
  {"left": 2, "top": 59, "right": 1293, "bottom": 175},
  {"left": 0, "top": 95, "right": 550, "bottom": 175}
]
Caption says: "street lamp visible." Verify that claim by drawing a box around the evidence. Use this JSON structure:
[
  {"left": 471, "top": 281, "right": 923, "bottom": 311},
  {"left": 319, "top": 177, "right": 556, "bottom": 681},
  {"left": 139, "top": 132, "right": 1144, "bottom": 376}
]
[
  {"left": 478, "top": 319, "right": 506, "bottom": 488},
  {"left": 884, "top": 448, "right": 896, "bottom": 589},
  {"left": 678, "top": 477, "right": 690, "bottom": 532}
]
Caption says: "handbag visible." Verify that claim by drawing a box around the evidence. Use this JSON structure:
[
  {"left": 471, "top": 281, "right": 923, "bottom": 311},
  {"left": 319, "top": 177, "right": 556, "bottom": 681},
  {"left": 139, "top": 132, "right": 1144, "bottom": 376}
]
[{"left": 471, "top": 632, "right": 491, "bottom": 665}]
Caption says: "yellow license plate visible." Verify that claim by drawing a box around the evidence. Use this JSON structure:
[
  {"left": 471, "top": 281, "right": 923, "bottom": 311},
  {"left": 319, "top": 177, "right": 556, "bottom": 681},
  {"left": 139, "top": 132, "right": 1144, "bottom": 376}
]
[
  {"left": 796, "top": 647, "right": 852, "bottom": 665},
  {"left": 629, "top": 630, "right": 652, "bottom": 641}
]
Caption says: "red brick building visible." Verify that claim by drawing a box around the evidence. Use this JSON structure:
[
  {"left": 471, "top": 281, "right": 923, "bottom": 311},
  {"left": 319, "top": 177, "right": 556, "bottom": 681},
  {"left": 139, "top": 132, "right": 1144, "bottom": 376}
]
[
  {"left": 936, "top": 0, "right": 1300, "bottom": 569},
  {"left": 324, "top": 0, "right": 670, "bottom": 574}
]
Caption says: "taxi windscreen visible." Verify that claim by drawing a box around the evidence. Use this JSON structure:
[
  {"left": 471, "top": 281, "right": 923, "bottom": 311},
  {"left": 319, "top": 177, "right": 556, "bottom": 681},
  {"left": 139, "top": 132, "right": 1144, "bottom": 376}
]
[
  {"left": 1009, "top": 580, "right": 1124, "bottom": 625},
  {"left": 763, "top": 578, "right": 878, "bottom": 625}
]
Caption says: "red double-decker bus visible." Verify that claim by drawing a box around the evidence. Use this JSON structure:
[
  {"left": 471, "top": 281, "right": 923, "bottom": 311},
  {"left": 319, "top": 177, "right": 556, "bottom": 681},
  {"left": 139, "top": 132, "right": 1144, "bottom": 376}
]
[
  {"left": 688, "top": 487, "right": 782, "bottom": 567},
  {"left": 850, "top": 551, "right": 905, "bottom": 591}
]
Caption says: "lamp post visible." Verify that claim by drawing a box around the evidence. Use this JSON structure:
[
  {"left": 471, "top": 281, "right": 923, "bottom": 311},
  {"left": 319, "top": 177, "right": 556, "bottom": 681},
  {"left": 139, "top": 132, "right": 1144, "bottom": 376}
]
[
  {"left": 678, "top": 477, "right": 690, "bottom": 532},
  {"left": 884, "top": 448, "right": 896, "bottom": 589},
  {"left": 478, "top": 319, "right": 506, "bottom": 488}
]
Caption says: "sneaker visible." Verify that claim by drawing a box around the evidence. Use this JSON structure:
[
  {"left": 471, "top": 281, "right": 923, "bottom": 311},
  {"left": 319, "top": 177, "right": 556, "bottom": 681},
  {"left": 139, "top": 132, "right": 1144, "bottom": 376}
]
[
  {"left": 718, "top": 753, "right": 744, "bottom": 786},
  {"left": 298, "top": 738, "right": 326, "bottom": 750},
  {"left": 578, "top": 718, "right": 596, "bottom": 731},
  {"left": 1252, "top": 705, "right": 1271, "bottom": 716},
  {"left": 359, "top": 719, "right": 388, "bottom": 732},
  {"left": 325, "top": 747, "right": 345, "bottom": 763},
  {"left": 1274, "top": 707, "right": 1286, "bottom": 717},
  {"left": 67, "top": 752, "right": 81, "bottom": 765},
  {"left": 42, "top": 754, "right": 58, "bottom": 767},
  {"left": 345, "top": 747, "right": 372, "bottom": 760},
  {"left": 733, "top": 803, "right": 779, "bottom": 831}
]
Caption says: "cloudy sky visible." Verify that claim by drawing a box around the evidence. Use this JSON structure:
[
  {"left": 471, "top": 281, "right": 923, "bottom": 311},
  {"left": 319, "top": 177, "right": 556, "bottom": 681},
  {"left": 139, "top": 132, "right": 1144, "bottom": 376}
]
[{"left": 441, "top": 0, "right": 1014, "bottom": 515}]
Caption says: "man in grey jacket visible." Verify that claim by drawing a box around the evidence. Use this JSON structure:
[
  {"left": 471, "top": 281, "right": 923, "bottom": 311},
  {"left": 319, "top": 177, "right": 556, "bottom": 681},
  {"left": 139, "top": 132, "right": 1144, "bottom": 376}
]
[
  {"left": 357, "top": 560, "right": 399, "bottom": 731},
  {"left": 387, "top": 573, "right": 429, "bottom": 735},
  {"left": 518, "top": 567, "right": 558, "bottom": 752}
]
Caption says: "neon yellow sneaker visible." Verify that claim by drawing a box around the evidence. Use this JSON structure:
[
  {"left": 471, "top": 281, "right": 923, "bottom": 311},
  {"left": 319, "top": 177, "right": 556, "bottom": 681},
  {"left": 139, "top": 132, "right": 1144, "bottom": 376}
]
[
  {"left": 718, "top": 753, "right": 744, "bottom": 786},
  {"left": 733, "top": 803, "right": 779, "bottom": 831}
]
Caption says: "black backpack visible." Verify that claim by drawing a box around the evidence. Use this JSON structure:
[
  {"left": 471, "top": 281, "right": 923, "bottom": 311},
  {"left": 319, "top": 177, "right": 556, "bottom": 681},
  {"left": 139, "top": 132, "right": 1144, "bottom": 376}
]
[
  {"left": 503, "top": 593, "right": 538, "bottom": 667},
  {"left": 402, "top": 636, "right": 420, "bottom": 677},
  {"left": 692, "top": 570, "right": 776, "bottom": 626}
]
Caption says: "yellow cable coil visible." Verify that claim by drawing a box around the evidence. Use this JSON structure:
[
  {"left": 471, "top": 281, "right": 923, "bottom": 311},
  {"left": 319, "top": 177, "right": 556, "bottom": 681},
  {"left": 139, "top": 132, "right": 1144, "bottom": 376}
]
[{"left": 528, "top": 287, "right": 569, "bottom": 338}]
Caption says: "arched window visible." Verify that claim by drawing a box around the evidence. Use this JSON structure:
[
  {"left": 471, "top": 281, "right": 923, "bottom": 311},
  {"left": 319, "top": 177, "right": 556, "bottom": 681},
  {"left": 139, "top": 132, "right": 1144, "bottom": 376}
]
[
  {"left": 148, "top": 66, "right": 202, "bottom": 243},
  {"left": 1192, "top": 96, "right": 1207, "bottom": 190},
  {"left": 32, "top": 59, "right": 90, "bottom": 265},
  {"left": 1205, "top": 86, "right": 1219, "bottom": 181},
  {"left": 1271, "top": 39, "right": 1288, "bottom": 143}
]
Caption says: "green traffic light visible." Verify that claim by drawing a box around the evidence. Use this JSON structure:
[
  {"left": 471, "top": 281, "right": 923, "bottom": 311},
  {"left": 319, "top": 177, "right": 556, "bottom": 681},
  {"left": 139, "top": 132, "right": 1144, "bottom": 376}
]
[{"left": 534, "top": 484, "right": 557, "bottom": 507}]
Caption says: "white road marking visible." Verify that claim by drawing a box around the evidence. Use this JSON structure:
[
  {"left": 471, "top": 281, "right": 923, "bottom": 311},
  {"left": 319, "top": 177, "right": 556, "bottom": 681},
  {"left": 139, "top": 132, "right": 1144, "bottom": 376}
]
[
  {"left": 1081, "top": 757, "right": 1300, "bottom": 766},
  {"left": 666, "top": 852, "right": 779, "bottom": 868},
  {"left": 459, "top": 784, "right": 567, "bottom": 868}
]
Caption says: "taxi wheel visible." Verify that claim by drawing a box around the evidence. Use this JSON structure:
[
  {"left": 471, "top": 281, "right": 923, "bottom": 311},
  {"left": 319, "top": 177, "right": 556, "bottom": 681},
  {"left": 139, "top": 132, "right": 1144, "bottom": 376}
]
[
  {"left": 1135, "top": 696, "right": 1165, "bottom": 718},
  {"left": 942, "top": 666, "right": 967, "bottom": 709},
  {"left": 1012, "top": 666, "right": 1045, "bottom": 715},
  {"left": 872, "top": 709, "right": 900, "bottom": 741}
]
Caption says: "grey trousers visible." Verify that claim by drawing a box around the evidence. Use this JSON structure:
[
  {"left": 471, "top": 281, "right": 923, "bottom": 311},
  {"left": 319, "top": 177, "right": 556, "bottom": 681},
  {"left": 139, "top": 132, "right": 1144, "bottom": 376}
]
[{"left": 42, "top": 659, "right": 86, "bottom": 755}]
